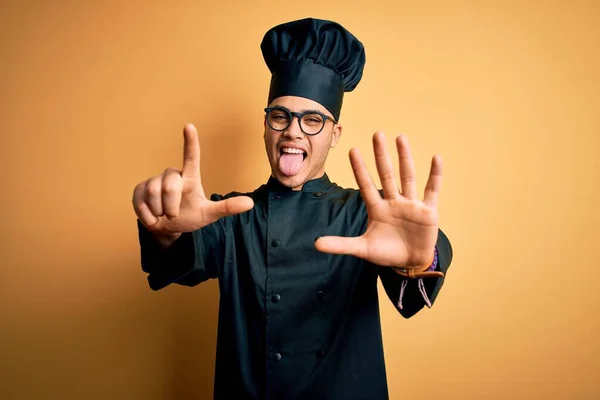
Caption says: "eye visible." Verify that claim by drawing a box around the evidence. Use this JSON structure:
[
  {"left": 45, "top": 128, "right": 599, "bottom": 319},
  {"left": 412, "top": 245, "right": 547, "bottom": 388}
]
[
  {"left": 269, "top": 112, "right": 288, "bottom": 121},
  {"left": 302, "top": 114, "right": 324, "bottom": 126}
]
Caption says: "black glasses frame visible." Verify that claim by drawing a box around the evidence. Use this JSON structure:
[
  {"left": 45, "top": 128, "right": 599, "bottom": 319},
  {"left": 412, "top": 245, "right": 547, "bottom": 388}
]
[{"left": 264, "top": 106, "right": 337, "bottom": 136}]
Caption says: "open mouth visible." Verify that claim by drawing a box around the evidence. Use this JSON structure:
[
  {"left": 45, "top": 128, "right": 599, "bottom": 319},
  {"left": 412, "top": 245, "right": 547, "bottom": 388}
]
[
  {"left": 278, "top": 147, "right": 307, "bottom": 176},
  {"left": 280, "top": 147, "right": 307, "bottom": 159}
]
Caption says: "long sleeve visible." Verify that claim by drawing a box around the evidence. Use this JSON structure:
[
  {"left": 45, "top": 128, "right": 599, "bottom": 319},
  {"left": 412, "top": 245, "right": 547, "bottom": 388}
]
[
  {"left": 379, "top": 228, "right": 453, "bottom": 318},
  {"left": 136, "top": 216, "right": 225, "bottom": 291}
]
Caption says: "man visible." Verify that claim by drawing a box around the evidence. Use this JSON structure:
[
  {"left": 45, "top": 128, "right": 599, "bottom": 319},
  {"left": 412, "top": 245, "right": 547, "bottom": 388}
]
[{"left": 133, "top": 18, "right": 453, "bottom": 399}]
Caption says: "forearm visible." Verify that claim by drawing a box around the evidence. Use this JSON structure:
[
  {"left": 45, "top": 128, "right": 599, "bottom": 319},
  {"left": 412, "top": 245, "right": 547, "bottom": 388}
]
[
  {"left": 137, "top": 220, "right": 194, "bottom": 288},
  {"left": 137, "top": 219, "right": 218, "bottom": 290}
]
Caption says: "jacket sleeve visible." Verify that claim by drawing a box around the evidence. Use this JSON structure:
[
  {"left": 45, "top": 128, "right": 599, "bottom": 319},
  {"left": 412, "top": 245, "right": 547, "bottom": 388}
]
[
  {"left": 378, "top": 228, "right": 453, "bottom": 318},
  {"left": 136, "top": 214, "right": 228, "bottom": 291}
]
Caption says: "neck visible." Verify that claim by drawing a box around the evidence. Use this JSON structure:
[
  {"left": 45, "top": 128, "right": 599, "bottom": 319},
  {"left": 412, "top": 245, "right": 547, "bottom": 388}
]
[{"left": 268, "top": 171, "right": 328, "bottom": 192}]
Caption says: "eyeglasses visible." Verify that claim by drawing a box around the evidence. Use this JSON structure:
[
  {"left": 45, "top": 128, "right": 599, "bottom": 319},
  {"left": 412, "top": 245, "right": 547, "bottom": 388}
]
[{"left": 264, "top": 106, "right": 337, "bottom": 136}]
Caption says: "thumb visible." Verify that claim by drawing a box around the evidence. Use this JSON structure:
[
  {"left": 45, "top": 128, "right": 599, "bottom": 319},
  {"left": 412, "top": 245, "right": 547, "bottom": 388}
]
[
  {"left": 314, "top": 236, "right": 367, "bottom": 258},
  {"left": 206, "top": 196, "right": 254, "bottom": 220}
]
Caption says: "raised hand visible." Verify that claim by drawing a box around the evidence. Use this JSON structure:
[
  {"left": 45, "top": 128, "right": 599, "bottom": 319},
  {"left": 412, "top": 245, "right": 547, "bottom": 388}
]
[
  {"left": 132, "top": 123, "right": 254, "bottom": 244},
  {"left": 315, "top": 132, "right": 442, "bottom": 275}
]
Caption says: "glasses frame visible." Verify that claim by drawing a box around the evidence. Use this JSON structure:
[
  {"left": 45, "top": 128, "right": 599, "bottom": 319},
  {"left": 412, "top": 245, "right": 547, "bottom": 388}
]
[{"left": 264, "top": 106, "right": 337, "bottom": 136}]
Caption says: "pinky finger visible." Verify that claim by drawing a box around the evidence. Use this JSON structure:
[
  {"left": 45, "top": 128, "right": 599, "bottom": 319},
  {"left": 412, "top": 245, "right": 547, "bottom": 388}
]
[
  {"left": 133, "top": 183, "right": 160, "bottom": 227},
  {"left": 136, "top": 202, "right": 160, "bottom": 227}
]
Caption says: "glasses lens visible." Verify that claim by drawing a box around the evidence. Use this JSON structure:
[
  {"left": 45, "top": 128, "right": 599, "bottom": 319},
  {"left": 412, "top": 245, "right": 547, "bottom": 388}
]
[
  {"left": 301, "top": 113, "right": 325, "bottom": 135},
  {"left": 267, "top": 109, "right": 291, "bottom": 131}
]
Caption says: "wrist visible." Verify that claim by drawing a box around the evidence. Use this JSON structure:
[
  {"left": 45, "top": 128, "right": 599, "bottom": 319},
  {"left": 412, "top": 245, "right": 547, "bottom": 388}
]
[
  {"left": 419, "top": 247, "right": 438, "bottom": 272},
  {"left": 153, "top": 232, "right": 182, "bottom": 250},
  {"left": 392, "top": 248, "right": 441, "bottom": 278}
]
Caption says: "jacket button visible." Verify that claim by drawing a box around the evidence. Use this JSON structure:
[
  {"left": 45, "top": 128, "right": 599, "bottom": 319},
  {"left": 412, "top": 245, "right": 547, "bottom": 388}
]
[
  {"left": 316, "top": 349, "right": 325, "bottom": 358},
  {"left": 274, "top": 193, "right": 282, "bottom": 199},
  {"left": 313, "top": 192, "right": 323, "bottom": 198},
  {"left": 271, "top": 239, "right": 280, "bottom": 247},
  {"left": 317, "top": 290, "right": 327, "bottom": 299},
  {"left": 271, "top": 294, "right": 281, "bottom": 303},
  {"left": 272, "top": 352, "right": 282, "bottom": 361}
]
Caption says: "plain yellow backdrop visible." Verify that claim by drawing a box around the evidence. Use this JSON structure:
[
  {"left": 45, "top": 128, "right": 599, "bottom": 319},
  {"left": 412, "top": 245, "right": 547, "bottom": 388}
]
[{"left": 1, "top": 0, "right": 598, "bottom": 399}]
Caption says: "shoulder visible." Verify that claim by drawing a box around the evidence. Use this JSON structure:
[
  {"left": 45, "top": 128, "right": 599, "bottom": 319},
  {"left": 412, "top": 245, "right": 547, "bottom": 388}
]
[
  {"left": 327, "top": 182, "right": 362, "bottom": 201},
  {"left": 208, "top": 185, "right": 266, "bottom": 202},
  {"left": 324, "top": 182, "right": 367, "bottom": 213}
]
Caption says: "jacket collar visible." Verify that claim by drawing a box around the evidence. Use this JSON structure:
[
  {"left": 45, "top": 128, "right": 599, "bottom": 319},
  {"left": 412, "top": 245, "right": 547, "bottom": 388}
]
[{"left": 265, "top": 173, "right": 333, "bottom": 192}]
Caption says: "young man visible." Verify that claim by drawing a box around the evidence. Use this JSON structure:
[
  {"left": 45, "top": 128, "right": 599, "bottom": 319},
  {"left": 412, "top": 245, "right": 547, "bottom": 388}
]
[{"left": 133, "top": 18, "right": 453, "bottom": 399}]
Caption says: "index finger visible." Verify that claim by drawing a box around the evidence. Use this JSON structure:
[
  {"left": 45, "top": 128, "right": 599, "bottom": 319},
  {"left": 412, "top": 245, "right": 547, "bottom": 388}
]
[{"left": 182, "top": 123, "right": 200, "bottom": 179}]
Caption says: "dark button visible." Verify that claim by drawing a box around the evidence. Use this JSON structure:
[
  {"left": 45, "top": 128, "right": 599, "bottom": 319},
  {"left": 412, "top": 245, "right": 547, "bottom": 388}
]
[
  {"left": 313, "top": 192, "right": 323, "bottom": 198},
  {"left": 271, "top": 294, "right": 281, "bottom": 303},
  {"left": 316, "top": 349, "right": 325, "bottom": 358},
  {"left": 272, "top": 352, "right": 282, "bottom": 361},
  {"left": 271, "top": 239, "right": 280, "bottom": 247},
  {"left": 317, "top": 290, "right": 327, "bottom": 299},
  {"left": 274, "top": 193, "right": 282, "bottom": 199}
]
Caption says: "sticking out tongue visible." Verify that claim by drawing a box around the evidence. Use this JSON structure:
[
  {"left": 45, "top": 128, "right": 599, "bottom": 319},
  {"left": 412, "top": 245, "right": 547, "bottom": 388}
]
[{"left": 278, "top": 153, "right": 304, "bottom": 176}]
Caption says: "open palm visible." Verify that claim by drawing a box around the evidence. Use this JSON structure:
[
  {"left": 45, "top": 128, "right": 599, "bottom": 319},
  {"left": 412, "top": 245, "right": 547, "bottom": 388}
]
[{"left": 315, "top": 132, "right": 443, "bottom": 276}]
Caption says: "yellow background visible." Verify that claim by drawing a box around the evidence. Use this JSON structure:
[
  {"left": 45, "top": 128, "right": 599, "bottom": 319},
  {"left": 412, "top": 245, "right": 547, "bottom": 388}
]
[{"left": 1, "top": 0, "right": 598, "bottom": 399}]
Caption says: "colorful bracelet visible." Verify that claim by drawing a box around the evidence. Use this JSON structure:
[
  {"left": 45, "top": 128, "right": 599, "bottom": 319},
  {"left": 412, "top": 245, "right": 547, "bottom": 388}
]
[
  {"left": 392, "top": 247, "right": 443, "bottom": 279},
  {"left": 426, "top": 247, "right": 439, "bottom": 271}
]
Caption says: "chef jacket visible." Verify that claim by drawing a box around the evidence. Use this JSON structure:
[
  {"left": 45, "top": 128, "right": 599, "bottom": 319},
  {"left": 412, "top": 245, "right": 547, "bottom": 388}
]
[{"left": 137, "top": 174, "right": 453, "bottom": 399}]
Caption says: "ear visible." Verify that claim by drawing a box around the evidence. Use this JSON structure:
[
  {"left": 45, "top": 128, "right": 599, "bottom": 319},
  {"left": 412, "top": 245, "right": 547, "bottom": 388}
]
[{"left": 330, "top": 124, "right": 343, "bottom": 148}]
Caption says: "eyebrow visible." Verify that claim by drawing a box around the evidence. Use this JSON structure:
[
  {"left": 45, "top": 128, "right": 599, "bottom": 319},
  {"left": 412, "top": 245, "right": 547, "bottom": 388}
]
[
  {"left": 301, "top": 108, "right": 323, "bottom": 114},
  {"left": 271, "top": 105, "right": 329, "bottom": 116}
]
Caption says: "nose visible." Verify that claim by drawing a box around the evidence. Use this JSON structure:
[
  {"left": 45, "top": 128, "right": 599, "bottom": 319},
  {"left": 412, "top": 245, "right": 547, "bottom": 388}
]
[{"left": 282, "top": 115, "right": 304, "bottom": 140}]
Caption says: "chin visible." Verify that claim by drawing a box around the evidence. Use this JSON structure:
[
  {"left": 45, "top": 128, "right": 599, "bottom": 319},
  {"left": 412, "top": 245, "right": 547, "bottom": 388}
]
[{"left": 274, "top": 171, "right": 306, "bottom": 190}]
